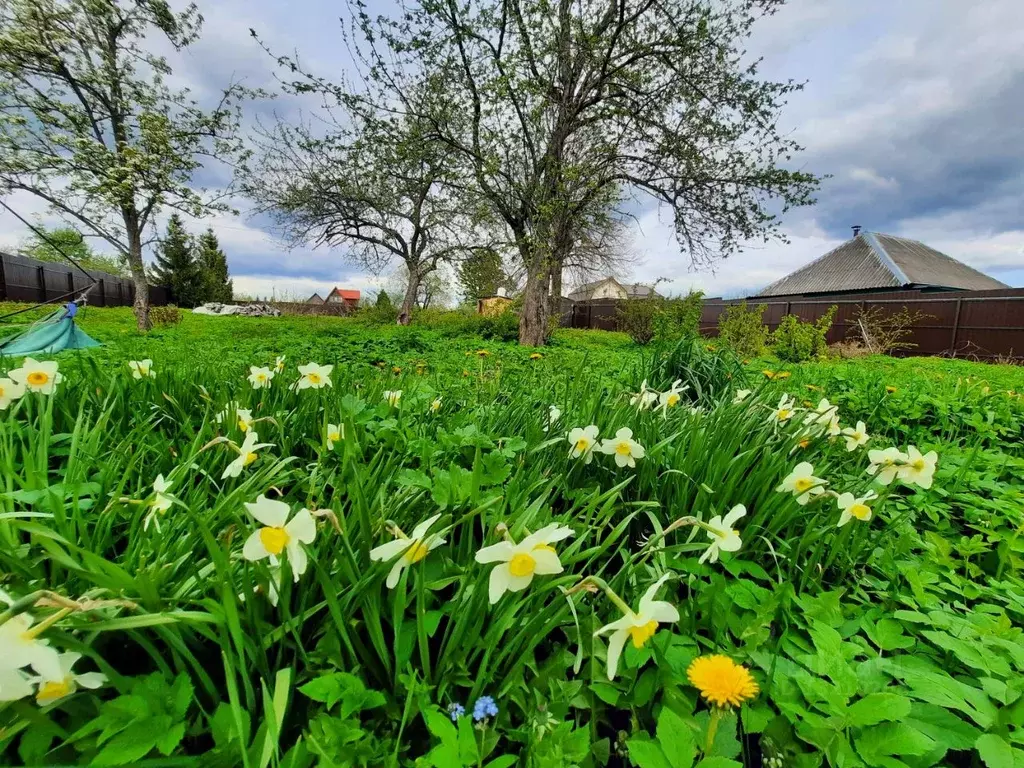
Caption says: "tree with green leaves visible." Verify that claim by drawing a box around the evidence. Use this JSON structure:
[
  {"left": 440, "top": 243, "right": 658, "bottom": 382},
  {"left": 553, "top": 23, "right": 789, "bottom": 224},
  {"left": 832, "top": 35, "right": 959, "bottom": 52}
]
[
  {"left": 299, "top": 0, "right": 818, "bottom": 344},
  {"left": 458, "top": 248, "right": 507, "bottom": 304},
  {"left": 0, "top": 0, "right": 250, "bottom": 329},
  {"left": 18, "top": 226, "right": 128, "bottom": 277},
  {"left": 151, "top": 215, "right": 202, "bottom": 308},
  {"left": 196, "top": 228, "right": 233, "bottom": 303}
]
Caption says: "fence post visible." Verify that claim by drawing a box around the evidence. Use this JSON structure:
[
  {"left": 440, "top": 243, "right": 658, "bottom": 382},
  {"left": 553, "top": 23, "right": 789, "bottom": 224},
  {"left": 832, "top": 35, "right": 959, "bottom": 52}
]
[
  {"left": 37, "top": 265, "right": 46, "bottom": 302},
  {"left": 67, "top": 271, "right": 75, "bottom": 295},
  {"left": 98, "top": 279, "right": 105, "bottom": 307},
  {"left": 949, "top": 298, "right": 963, "bottom": 354},
  {"left": 117, "top": 281, "right": 124, "bottom": 305}
]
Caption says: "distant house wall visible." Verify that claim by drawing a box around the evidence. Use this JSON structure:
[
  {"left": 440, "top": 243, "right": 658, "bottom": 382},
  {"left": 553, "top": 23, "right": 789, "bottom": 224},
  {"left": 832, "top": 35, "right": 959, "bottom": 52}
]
[{"left": 591, "top": 280, "right": 627, "bottom": 300}]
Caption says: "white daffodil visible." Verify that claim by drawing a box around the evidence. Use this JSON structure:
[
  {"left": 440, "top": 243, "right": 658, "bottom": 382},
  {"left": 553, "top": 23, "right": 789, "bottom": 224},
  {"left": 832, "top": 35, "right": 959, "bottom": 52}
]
[
  {"left": 235, "top": 408, "right": 254, "bottom": 433},
  {"left": 222, "top": 431, "right": 273, "bottom": 479},
  {"left": 0, "top": 376, "right": 26, "bottom": 410},
  {"left": 598, "top": 427, "right": 646, "bottom": 468},
  {"left": 0, "top": 668, "right": 34, "bottom": 702},
  {"left": 567, "top": 426, "right": 599, "bottom": 464},
  {"left": 31, "top": 652, "right": 106, "bottom": 707},
  {"left": 8, "top": 358, "right": 62, "bottom": 395},
  {"left": 275, "top": 355, "right": 286, "bottom": 373},
  {"left": 430, "top": 398, "right": 442, "bottom": 414},
  {"left": 295, "top": 362, "right": 333, "bottom": 390},
  {"left": 841, "top": 421, "right": 870, "bottom": 451},
  {"left": 777, "top": 462, "right": 827, "bottom": 505},
  {"left": 699, "top": 504, "right": 746, "bottom": 564},
  {"left": 241, "top": 496, "right": 317, "bottom": 581},
  {"left": 544, "top": 405, "right": 561, "bottom": 432},
  {"left": 658, "top": 380, "right": 687, "bottom": 413},
  {"left": 143, "top": 474, "right": 175, "bottom": 532},
  {"left": 248, "top": 366, "right": 275, "bottom": 389},
  {"left": 866, "top": 447, "right": 908, "bottom": 485},
  {"left": 475, "top": 523, "right": 574, "bottom": 604},
  {"left": 630, "top": 380, "right": 659, "bottom": 411},
  {"left": 369, "top": 514, "right": 447, "bottom": 589},
  {"left": 127, "top": 359, "right": 155, "bottom": 379},
  {"left": 836, "top": 490, "right": 877, "bottom": 527},
  {"left": 825, "top": 413, "right": 842, "bottom": 438},
  {"left": 383, "top": 390, "right": 402, "bottom": 407},
  {"left": 0, "top": 611, "right": 62, "bottom": 680},
  {"left": 594, "top": 574, "right": 679, "bottom": 680},
  {"left": 768, "top": 394, "right": 796, "bottom": 424},
  {"left": 326, "top": 423, "right": 343, "bottom": 450},
  {"left": 732, "top": 389, "right": 752, "bottom": 404},
  {"left": 803, "top": 398, "right": 838, "bottom": 428},
  {"left": 897, "top": 446, "right": 938, "bottom": 489}
]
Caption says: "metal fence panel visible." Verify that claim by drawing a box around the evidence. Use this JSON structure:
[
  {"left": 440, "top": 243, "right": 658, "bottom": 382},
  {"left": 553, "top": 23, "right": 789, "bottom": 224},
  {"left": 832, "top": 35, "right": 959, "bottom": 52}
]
[{"left": 0, "top": 251, "right": 168, "bottom": 307}]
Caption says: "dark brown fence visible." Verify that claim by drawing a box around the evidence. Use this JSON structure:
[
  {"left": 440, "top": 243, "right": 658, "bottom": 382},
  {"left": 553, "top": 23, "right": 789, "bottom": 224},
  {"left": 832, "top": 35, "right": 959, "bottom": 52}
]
[
  {"left": 566, "top": 288, "right": 1024, "bottom": 360},
  {"left": 271, "top": 301, "right": 353, "bottom": 317},
  {"left": 0, "top": 251, "right": 170, "bottom": 307}
]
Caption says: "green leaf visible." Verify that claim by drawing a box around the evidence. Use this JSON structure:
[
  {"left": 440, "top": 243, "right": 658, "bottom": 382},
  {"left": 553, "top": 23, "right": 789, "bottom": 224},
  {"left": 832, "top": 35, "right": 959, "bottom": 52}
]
[
  {"left": 656, "top": 707, "right": 695, "bottom": 768},
  {"left": 975, "top": 734, "right": 1014, "bottom": 768},
  {"left": 457, "top": 715, "right": 479, "bottom": 765},
  {"left": 591, "top": 682, "right": 620, "bottom": 706},
  {"left": 846, "top": 693, "right": 912, "bottom": 727},
  {"left": 855, "top": 722, "right": 934, "bottom": 766},
  {"left": 627, "top": 739, "right": 672, "bottom": 768},
  {"left": 484, "top": 757, "right": 518, "bottom": 768},
  {"left": 695, "top": 760, "right": 743, "bottom": 768},
  {"left": 155, "top": 722, "right": 185, "bottom": 756},
  {"left": 905, "top": 703, "right": 979, "bottom": 751}
]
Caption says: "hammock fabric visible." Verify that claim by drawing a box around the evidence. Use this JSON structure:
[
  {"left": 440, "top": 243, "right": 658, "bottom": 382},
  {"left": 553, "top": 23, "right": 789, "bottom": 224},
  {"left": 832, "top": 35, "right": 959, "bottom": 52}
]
[{"left": 0, "top": 305, "right": 100, "bottom": 356}]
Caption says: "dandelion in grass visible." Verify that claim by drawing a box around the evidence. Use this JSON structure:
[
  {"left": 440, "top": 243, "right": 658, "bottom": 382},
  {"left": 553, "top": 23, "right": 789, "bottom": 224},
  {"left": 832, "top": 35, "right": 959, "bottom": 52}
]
[
  {"left": 529, "top": 352, "right": 543, "bottom": 360},
  {"left": 143, "top": 474, "right": 174, "bottom": 532},
  {"left": 473, "top": 696, "right": 498, "bottom": 722},
  {"left": 658, "top": 379, "right": 686, "bottom": 413},
  {"left": 369, "top": 514, "right": 446, "bottom": 589},
  {"left": 31, "top": 652, "right": 106, "bottom": 707},
  {"left": 241, "top": 496, "right": 317, "bottom": 581},
  {"left": 687, "top": 655, "right": 759, "bottom": 708},
  {"left": 222, "top": 431, "right": 273, "bottom": 479},
  {"left": 699, "top": 505, "right": 746, "bottom": 564},
  {"left": 0, "top": 668, "right": 34, "bottom": 702},
  {"left": 8, "top": 358, "right": 62, "bottom": 395},
  {"left": 127, "top": 359, "right": 155, "bottom": 379},
  {"left": 598, "top": 427, "right": 646, "bottom": 468},
  {"left": 248, "top": 366, "right": 274, "bottom": 389},
  {"left": 0, "top": 600, "right": 61, "bottom": 680},
  {"left": 295, "top": 362, "right": 333, "bottom": 390},
  {"left": 629, "top": 380, "right": 658, "bottom": 411},
  {"left": 326, "top": 423, "right": 343, "bottom": 450},
  {"left": 866, "top": 447, "right": 908, "bottom": 485},
  {"left": 430, "top": 397, "right": 442, "bottom": 414},
  {"left": 275, "top": 355, "right": 286, "bottom": 373},
  {"left": 775, "top": 372, "right": 791, "bottom": 380},
  {"left": 841, "top": 421, "right": 870, "bottom": 451},
  {"left": 383, "top": 390, "right": 402, "bottom": 407},
  {"left": 777, "top": 462, "right": 826, "bottom": 505},
  {"left": 836, "top": 490, "right": 877, "bottom": 527},
  {"left": 447, "top": 702, "right": 466, "bottom": 722},
  {"left": 476, "top": 349, "right": 490, "bottom": 357},
  {"left": 768, "top": 394, "right": 796, "bottom": 424},
  {"left": 762, "top": 370, "right": 776, "bottom": 379},
  {"left": 594, "top": 574, "right": 679, "bottom": 680},
  {"left": 0, "top": 376, "right": 26, "bottom": 410},
  {"left": 732, "top": 389, "right": 751, "bottom": 404},
  {"left": 885, "top": 385, "right": 897, "bottom": 393},
  {"left": 475, "top": 523, "right": 573, "bottom": 604},
  {"left": 897, "top": 446, "right": 938, "bottom": 489},
  {"left": 567, "top": 425, "right": 599, "bottom": 464}
]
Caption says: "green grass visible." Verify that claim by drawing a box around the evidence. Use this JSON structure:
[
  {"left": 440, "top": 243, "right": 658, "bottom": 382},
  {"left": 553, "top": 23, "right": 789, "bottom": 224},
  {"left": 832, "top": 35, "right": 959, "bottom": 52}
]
[{"left": 1, "top": 305, "right": 1023, "bottom": 767}]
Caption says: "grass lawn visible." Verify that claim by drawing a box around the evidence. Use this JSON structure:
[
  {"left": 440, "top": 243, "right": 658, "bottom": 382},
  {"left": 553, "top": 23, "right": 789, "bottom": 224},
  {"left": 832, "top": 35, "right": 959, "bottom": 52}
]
[{"left": 1, "top": 304, "right": 1023, "bottom": 766}]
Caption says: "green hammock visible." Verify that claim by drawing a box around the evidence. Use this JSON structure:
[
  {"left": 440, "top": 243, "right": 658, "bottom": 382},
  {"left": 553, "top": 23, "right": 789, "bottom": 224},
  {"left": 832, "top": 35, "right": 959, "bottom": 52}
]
[{"left": 0, "top": 307, "right": 100, "bottom": 356}]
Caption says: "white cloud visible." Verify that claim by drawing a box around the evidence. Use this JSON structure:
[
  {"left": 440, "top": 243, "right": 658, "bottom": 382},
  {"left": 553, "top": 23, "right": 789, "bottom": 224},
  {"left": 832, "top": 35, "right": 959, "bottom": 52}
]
[{"left": 848, "top": 167, "right": 898, "bottom": 190}]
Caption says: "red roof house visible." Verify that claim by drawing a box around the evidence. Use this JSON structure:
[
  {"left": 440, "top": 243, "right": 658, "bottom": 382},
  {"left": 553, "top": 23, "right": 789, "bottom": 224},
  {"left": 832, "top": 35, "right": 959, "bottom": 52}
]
[{"left": 324, "top": 287, "right": 361, "bottom": 308}]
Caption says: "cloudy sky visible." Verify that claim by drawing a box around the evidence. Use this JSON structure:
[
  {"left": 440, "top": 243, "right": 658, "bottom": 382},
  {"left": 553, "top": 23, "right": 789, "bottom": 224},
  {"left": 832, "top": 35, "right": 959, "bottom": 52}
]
[{"left": 1, "top": 0, "right": 1021, "bottom": 300}]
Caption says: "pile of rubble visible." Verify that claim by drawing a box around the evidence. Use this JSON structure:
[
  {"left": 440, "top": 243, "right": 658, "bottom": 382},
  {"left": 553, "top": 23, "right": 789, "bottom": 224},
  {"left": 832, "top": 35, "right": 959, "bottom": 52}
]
[{"left": 192, "top": 302, "right": 282, "bottom": 317}]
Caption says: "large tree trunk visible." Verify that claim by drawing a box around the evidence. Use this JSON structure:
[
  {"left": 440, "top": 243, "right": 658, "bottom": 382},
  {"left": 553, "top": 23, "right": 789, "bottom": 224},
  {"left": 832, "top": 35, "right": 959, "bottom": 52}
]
[
  {"left": 397, "top": 267, "right": 420, "bottom": 326},
  {"left": 519, "top": 258, "right": 549, "bottom": 346},
  {"left": 123, "top": 210, "right": 150, "bottom": 331}
]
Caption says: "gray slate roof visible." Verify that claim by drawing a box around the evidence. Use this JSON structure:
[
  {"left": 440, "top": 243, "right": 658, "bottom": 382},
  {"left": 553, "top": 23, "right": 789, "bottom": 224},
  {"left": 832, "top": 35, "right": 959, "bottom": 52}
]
[{"left": 757, "top": 231, "right": 1008, "bottom": 297}]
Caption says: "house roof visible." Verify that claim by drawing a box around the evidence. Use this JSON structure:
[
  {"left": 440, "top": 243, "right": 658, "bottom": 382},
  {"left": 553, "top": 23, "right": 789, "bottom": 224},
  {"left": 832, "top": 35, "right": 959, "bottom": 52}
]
[
  {"left": 326, "top": 287, "right": 361, "bottom": 301},
  {"left": 568, "top": 276, "right": 661, "bottom": 300},
  {"left": 757, "top": 231, "right": 1008, "bottom": 297},
  {"left": 307, "top": 293, "right": 324, "bottom": 303}
]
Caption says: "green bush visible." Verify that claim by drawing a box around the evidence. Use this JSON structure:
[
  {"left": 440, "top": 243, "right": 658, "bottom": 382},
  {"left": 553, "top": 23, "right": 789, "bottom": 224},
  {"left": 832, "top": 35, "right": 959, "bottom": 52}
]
[
  {"left": 771, "top": 306, "right": 837, "bottom": 362},
  {"left": 652, "top": 291, "right": 704, "bottom": 342},
  {"left": 617, "top": 295, "right": 660, "bottom": 345},
  {"left": 478, "top": 308, "right": 519, "bottom": 341},
  {"left": 717, "top": 301, "right": 769, "bottom": 357},
  {"left": 149, "top": 304, "right": 182, "bottom": 327}
]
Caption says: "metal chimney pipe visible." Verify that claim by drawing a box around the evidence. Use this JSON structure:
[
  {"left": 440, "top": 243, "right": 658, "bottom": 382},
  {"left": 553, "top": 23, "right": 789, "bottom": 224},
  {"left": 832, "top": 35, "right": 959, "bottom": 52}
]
[{"left": 852, "top": 225, "right": 862, "bottom": 236}]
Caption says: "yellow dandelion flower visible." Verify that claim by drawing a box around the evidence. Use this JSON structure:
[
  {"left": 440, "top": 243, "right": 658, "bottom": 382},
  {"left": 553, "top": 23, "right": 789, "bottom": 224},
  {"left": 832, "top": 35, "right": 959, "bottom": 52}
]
[
  {"left": 392, "top": 366, "right": 402, "bottom": 374},
  {"left": 477, "top": 349, "right": 490, "bottom": 357},
  {"left": 762, "top": 370, "right": 775, "bottom": 379},
  {"left": 775, "top": 372, "right": 791, "bottom": 380},
  {"left": 885, "top": 385, "right": 897, "bottom": 393},
  {"left": 687, "top": 655, "right": 759, "bottom": 708},
  {"left": 805, "top": 384, "right": 821, "bottom": 392},
  {"left": 529, "top": 352, "right": 543, "bottom": 360},
  {"left": 462, "top": 369, "right": 470, "bottom": 377}
]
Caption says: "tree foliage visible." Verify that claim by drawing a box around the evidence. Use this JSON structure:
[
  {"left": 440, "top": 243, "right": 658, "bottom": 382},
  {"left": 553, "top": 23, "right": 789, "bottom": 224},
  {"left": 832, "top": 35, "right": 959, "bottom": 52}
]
[
  {"left": 0, "top": 0, "right": 250, "bottom": 329},
  {"left": 196, "top": 229, "right": 233, "bottom": 303},
  {"left": 18, "top": 226, "right": 128, "bottom": 277},
  {"left": 151, "top": 215, "right": 203, "bottom": 308},
  {"left": 457, "top": 248, "right": 508, "bottom": 303}
]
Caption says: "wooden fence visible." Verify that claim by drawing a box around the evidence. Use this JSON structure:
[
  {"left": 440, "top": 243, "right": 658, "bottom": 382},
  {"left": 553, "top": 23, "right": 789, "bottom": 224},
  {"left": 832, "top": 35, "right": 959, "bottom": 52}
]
[
  {"left": 565, "top": 288, "right": 1024, "bottom": 360},
  {"left": 0, "top": 251, "right": 170, "bottom": 307}
]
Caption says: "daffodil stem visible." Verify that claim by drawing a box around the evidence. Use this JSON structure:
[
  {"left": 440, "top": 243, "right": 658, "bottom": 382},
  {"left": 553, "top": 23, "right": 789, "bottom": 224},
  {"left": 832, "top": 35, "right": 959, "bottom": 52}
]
[
  {"left": 0, "top": 590, "right": 45, "bottom": 628},
  {"left": 571, "top": 576, "right": 632, "bottom": 616}
]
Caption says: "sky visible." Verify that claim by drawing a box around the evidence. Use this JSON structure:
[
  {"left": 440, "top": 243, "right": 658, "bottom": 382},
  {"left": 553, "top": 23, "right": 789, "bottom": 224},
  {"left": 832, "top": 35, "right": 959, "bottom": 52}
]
[{"left": 1, "top": 0, "right": 1022, "bottom": 301}]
